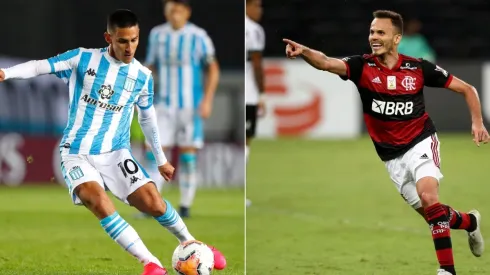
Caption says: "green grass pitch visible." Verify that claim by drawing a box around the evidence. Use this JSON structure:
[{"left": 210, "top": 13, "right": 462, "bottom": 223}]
[
  {"left": 246, "top": 134, "right": 490, "bottom": 275},
  {"left": 0, "top": 186, "right": 244, "bottom": 275}
]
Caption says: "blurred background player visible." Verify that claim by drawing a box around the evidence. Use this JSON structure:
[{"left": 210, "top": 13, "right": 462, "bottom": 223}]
[
  {"left": 245, "top": 0, "right": 265, "bottom": 207},
  {"left": 398, "top": 17, "right": 436, "bottom": 62},
  {"left": 144, "top": 0, "right": 220, "bottom": 218},
  {"left": 0, "top": 9, "right": 226, "bottom": 274}
]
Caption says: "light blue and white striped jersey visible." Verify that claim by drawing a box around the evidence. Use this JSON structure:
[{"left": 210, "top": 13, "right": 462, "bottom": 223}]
[
  {"left": 48, "top": 47, "right": 154, "bottom": 155},
  {"left": 146, "top": 22, "right": 215, "bottom": 109}
]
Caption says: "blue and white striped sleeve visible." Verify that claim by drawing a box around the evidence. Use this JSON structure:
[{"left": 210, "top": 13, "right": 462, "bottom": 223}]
[
  {"left": 2, "top": 48, "right": 80, "bottom": 81},
  {"left": 145, "top": 29, "right": 159, "bottom": 66},
  {"left": 47, "top": 48, "right": 81, "bottom": 81},
  {"left": 136, "top": 74, "right": 154, "bottom": 110},
  {"left": 200, "top": 32, "right": 216, "bottom": 65}
]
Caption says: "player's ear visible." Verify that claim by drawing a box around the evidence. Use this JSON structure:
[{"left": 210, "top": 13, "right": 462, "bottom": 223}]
[
  {"left": 104, "top": 32, "right": 112, "bottom": 45},
  {"left": 394, "top": 34, "right": 402, "bottom": 45}
]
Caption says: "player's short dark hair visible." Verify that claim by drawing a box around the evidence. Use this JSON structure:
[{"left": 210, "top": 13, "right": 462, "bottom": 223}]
[
  {"left": 163, "top": 0, "right": 191, "bottom": 7},
  {"left": 107, "top": 9, "right": 139, "bottom": 32},
  {"left": 373, "top": 10, "right": 404, "bottom": 35}
]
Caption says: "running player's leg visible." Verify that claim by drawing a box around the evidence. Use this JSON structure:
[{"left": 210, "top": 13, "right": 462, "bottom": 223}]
[
  {"left": 386, "top": 140, "right": 454, "bottom": 275},
  {"left": 98, "top": 149, "right": 227, "bottom": 270},
  {"left": 176, "top": 109, "right": 203, "bottom": 218},
  {"left": 61, "top": 155, "right": 162, "bottom": 269}
]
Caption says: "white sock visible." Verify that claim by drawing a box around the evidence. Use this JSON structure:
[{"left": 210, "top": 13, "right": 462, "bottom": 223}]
[
  {"left": 155, "top": 200, "right": 195, "bottom": 243},
  {"left": 100, "top": 212, "right": 162, "bottom": 267},
  {"left": 179, "top": 153, "right": 197, "bottom": 208}
]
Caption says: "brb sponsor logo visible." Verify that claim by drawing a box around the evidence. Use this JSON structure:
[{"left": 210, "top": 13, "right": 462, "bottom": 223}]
[
  {"left": 264, "top": 64, "right": 322, "bottom": 136},
  {"left": 371, "top": 99, "right": 413, "bottom": 116}
]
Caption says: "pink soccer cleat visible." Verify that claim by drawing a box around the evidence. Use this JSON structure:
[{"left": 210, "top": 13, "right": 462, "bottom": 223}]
[
  {"left": 142, "top": 262, "right": 168, "bottom": 275},
  {"left": 207, "top": 245, "right": 227, "bottom": 270}
]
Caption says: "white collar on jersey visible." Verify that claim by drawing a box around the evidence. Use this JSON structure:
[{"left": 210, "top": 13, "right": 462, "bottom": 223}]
[{"left": 103, "top": 47, "right": 134, "bottom": 66}]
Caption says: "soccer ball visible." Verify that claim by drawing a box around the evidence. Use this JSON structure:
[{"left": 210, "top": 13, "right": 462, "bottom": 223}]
[{"left": 172, "top": 240, "right": 214, "bottom": 275}]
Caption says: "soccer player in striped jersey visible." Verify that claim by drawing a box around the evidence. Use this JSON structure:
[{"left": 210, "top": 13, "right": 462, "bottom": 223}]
[
  {"left": 0, "top": 9, "right": 226, "bottom": 274},
  {"left": 144, "top": 0, "right": 220, "bottom": 218}
]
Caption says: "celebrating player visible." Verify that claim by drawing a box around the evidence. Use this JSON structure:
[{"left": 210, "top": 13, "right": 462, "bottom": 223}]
[
  {"left": 245, "top": 0, "right": 266, "bottom": 207},
  {"left": 283, "top": 10, "right": 488, "bottom": 275},
  {"left": 0, "top": 9, "right": 226, "bottom": 275},
  {"left": 143, "top": 0, "right": 220, "bottom": 219}
]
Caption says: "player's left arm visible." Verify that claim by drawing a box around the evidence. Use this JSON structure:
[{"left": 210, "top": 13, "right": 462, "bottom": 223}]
[
  {"left": 200, "top": 33, "right": 220, "bottom": 119},
  {"left": 135, "top": 75, "right": 170, "bottom": 172},
  {"left": 421, "top": 59, "right": 489, "bottom": 145}
]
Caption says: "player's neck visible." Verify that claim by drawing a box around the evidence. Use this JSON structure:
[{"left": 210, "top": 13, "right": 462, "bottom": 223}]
[
  {"left": 377, "top": 52, "right": 399, "bottom": 70},
  {"left": 170, "top": 23, "right": 187, "bottom": 30}
]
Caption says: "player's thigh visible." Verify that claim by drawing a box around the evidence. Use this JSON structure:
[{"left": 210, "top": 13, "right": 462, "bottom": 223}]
[
  {"left": 407, "top": 134, "right": 444, "bottom": 185},
  {"left": 156, "top": 106, "right": 177, "bottom": 147},
  {"left": 384, "top": 155, "right": 421, "bottom": 208},
  {"left": 92, "top": 149, "right": 154, "bottom": 205},
  {"left": 246, "top": 104, "right": 258, "bottom": 140},
  {"left": 60, "top": 154, "right": 105, "bottom": 205},
  {"left": 177, "top": 109, "right": 204, "bottom": 149}
]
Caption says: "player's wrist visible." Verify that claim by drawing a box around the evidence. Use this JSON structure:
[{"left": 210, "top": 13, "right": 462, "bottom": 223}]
[{"left": 1, "top": 69, "right": 9, "bottom": 80}]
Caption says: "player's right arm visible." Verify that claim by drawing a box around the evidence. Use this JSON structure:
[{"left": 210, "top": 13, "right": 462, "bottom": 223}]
[
  {"left": 0, "top": 48, "right": 81, "bottom": 82},
  {"left": 282, "top": 38, "right": 347, "bottom": 76}
]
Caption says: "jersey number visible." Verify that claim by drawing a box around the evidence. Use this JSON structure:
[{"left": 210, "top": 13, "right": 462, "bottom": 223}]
[{"left": 118, "top": 159, "right": 139, "bottom": 178}]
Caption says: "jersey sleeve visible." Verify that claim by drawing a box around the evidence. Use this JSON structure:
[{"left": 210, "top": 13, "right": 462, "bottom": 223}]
[
  {"left": 145, "top": 28, "right": 159, "bottom": 66},
  {"left": 136, "top": 75, "right": 154, "bottom": 110},
  {"left": 338, "top": 55, "right": 364, "bottom": 84},
  {"left": 199, "top": 32, "right": 216, "bottom": 65},
  {"left": 420, "top": 59, "right": 453, "bottom": 88},
  {"left": 248, "top": 26, "right": 265, "bottom": 53},
  {"left": 47, "top": 48, "right": 81, "bottom": 81},
  {"left": 2, "top": 48, "right": 80, "bottom": 81}
]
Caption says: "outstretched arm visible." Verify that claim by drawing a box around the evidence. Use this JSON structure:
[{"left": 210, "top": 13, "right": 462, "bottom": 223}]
[
  {"left": 283, "top": 38, "right": 348, "bottom": 76},
  {"left": 0, "top": 48, "right": 80, "bottom": 82},
  {"left": 0, "top": 60, "right": 52, "bottom": 81}
]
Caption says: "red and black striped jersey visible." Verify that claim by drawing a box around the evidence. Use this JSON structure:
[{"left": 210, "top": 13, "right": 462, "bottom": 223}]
[{"left": 340, "top": 54, "right": 453, "bottom": 161}]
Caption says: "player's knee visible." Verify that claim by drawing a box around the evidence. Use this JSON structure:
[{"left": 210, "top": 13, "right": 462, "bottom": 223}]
[
  {"left": 141, "top": 184, "right": 166, "bottom": 216},
  {"left": 419, "top": 191, "right": 439, "bottom": 208},
  {"left": 75, "top": 182, "right": 113, "bottom": 216}
]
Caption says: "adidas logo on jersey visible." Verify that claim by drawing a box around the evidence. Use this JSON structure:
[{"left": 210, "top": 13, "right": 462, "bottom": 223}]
[
  {"left": 372, "top": 77, "right": 381, "bottom": 84},
  {"left": 420, "top": 153, "right": 429, "bottom": 159}
]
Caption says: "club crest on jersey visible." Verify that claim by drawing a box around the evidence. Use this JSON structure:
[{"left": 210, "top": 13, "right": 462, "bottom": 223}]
[
  {"left": 401, "top": 76, "right": 417, "bottom": 91},
  {"left": 124, "top": 77, "right": 136, "bottom": 92},
  {"left": 387, "top": 76, "right": 396, "bottom": 90},
  {"left": 98, "top": 84, "right": 114, "bottom": 100}
]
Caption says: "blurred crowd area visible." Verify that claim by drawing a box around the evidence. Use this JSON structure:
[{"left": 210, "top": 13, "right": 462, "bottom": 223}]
[{"left": 261, "top": 0, "right": 490, "bottom": 60}]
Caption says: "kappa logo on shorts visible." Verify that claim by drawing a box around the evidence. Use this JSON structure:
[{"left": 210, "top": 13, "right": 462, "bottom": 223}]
[{"left": 69, "top": 166, "right": 84, "bottom": 180}]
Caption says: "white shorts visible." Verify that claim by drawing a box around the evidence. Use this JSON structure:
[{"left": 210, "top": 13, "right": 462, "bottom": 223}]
[
  {"left": 60, "top": 149, "right": 153, "bottom": 205},
  {"left": 156, "top": 107, "right": 204, "bottom": 149},
  {"left": 384, "top": 134, "right": 443, "bottom": 209}
]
